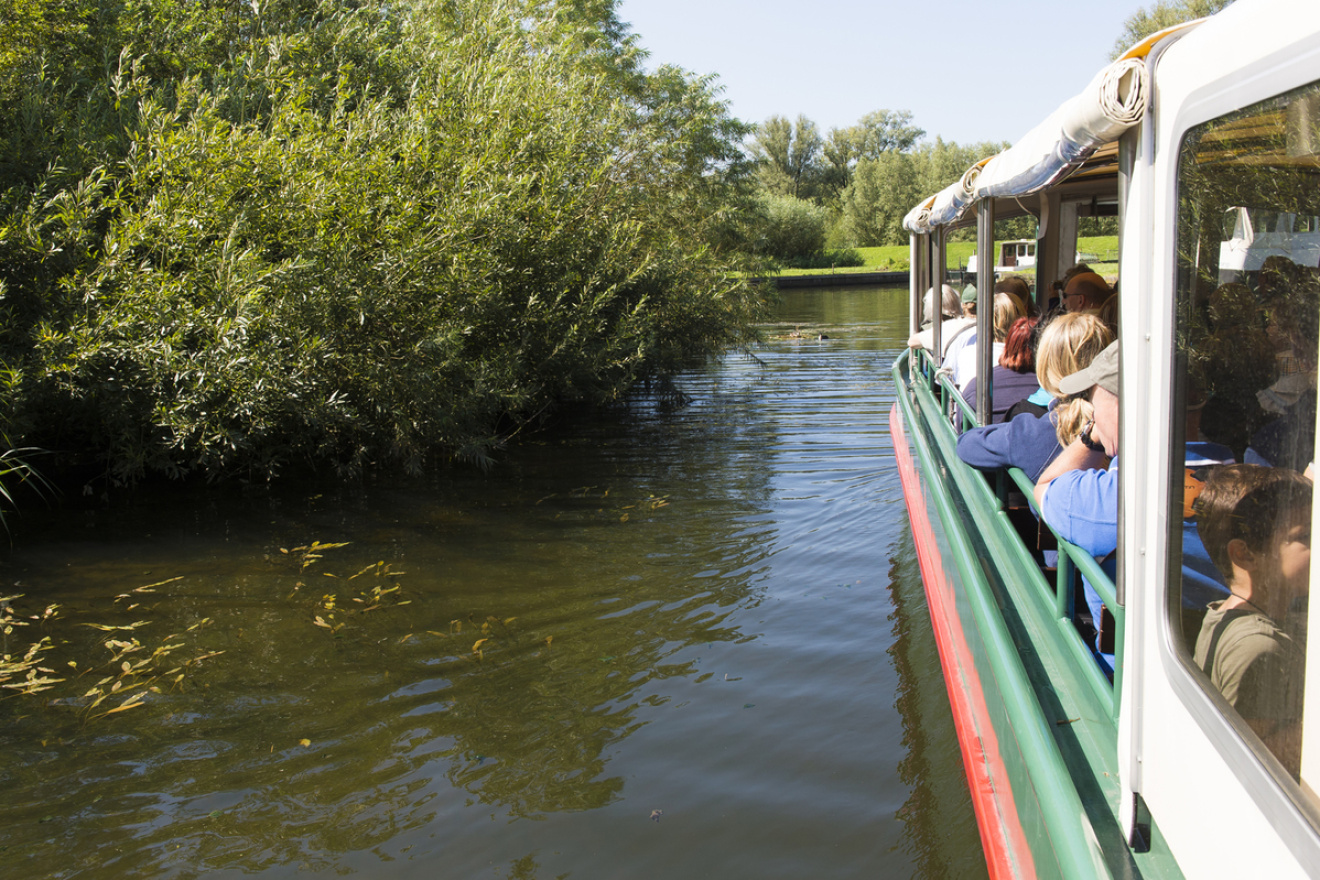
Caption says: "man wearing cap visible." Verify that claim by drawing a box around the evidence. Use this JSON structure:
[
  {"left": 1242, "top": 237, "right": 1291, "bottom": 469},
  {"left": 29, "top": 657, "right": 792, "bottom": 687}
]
[
  {"left": 1034, "top": 341, "right": 1121, "bottom": 558},
  {"left": 1062, "top": 271, "right": 1112, "bottom": 313},
  {"left": 941, "top": 284, "right": 981, "bottom": 374},
  {"left": 1033, "top": 341, "right": 1232, "bottom": 664}
]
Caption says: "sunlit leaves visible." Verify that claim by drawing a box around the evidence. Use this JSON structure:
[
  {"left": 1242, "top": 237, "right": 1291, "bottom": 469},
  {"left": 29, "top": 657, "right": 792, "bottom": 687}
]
[{"left": 1, "top": 0, "right": 768, "bottom": 484}]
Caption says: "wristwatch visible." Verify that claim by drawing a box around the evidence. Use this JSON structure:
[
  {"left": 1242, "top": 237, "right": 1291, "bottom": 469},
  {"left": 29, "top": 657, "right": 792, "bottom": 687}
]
[{"left": 1080, "top": 420, "right": 1106, "bottom": 452}]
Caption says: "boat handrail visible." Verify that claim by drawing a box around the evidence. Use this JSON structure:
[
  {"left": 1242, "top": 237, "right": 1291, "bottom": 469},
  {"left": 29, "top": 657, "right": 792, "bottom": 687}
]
[
  {"left": 894, "top": 352, "right": 1117, "bottom": 875},
  {"left": 912, "top": 347, "right": 1124, "bottom": 713}
]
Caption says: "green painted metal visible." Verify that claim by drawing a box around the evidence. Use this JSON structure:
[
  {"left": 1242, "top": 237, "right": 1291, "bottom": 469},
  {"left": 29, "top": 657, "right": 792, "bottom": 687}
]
[
  {"left": 920, "top": 350, "right": 1124, "bottom": 716},
  {"left": 893, "top": 353, "right": 1185, "bottom": 880}
]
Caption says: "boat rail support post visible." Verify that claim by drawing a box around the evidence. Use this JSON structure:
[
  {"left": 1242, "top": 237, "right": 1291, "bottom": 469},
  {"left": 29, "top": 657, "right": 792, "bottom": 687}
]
[
  {"left": 975, "top": 200, "right": 995, "bottom": 423},
  {"left": 909, "top": 233, "right": 925, "bottom": 380},
  {"left": 1056, "top": 199, "right": 1080, "bottom": 284},
  {"left": 909, "top": 233, "right": 924, "bottom": 341},
  {"left": 926, "top": 233, "right": 941, "bottom": 376},
  {"left": 1036, "top": 191, "right": 1058, "bottom": 310},
  {"left": 934, "top": 227, "right": 948, "bottom": 300}
]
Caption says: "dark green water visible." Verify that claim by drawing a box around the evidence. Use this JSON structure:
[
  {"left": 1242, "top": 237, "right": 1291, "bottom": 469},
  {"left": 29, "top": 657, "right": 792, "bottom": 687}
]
[{"left": 0, "top": 285, "right": 986, "bottom": 880}]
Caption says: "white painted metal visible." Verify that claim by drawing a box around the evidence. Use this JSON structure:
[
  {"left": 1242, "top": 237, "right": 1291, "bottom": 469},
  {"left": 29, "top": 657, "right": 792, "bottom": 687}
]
[
  {"left": 1123, "top": 2, "right": 1320, "bottom": 877},
  {"left": 901, "top": 3, "right": 1320, "bottom": 875}
]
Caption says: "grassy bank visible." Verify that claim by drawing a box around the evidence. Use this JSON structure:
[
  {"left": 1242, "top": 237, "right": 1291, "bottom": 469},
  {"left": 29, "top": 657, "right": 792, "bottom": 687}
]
[{"left": 778, "top": 237, "right": 1120, "bottom": 279}]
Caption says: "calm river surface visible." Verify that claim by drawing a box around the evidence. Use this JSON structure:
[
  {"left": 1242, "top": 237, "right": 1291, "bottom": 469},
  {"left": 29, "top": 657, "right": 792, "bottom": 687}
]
[{"left": 0, "top": 285, "right": 986, "bottom": 880}]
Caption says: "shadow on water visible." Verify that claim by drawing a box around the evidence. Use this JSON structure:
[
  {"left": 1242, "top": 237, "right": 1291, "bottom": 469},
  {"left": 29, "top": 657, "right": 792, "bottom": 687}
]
[
  {"left": 2, "top": 405, "right": 776, "bottom": 876},
  {"left": 0, "top": 285, "right": 983, "bottom": 880}
]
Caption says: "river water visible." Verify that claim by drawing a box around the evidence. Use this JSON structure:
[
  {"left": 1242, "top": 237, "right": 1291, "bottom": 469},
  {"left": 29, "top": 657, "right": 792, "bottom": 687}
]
[{"left": 0, "top": 285, "right": 986, "bottom": 880}]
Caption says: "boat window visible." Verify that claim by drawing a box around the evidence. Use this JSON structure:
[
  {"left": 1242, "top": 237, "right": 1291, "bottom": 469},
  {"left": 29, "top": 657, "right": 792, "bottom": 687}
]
[{"left": 1171, "top": 78, "right": 1320, "bottom": 800}]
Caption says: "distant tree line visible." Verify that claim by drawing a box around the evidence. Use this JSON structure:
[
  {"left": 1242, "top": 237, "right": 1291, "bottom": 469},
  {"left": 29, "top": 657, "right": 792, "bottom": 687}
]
[
  {"left": 745, "top": 110, "right": 1026, "bottom": 264},
  {"left": 0, "top": 0, "right": 771, "bottom": 485},
  {"left": 745, "top": 0, "right": 1230, "bottom": 265}
]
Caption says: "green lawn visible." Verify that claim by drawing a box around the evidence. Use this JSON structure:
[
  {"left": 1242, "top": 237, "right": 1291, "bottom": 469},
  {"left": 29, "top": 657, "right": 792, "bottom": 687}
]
[{"left": 778, "top": 237, "right": 1120, "bottom": 280}]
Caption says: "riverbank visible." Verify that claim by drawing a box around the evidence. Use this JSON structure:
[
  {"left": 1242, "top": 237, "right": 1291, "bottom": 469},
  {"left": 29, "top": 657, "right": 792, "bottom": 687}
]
[
  {"left": 776, "top": 270, "right": 915, "bottom": 288},
  {"left": 771, "top": 236, "right": 1119, "bottom": 288}
]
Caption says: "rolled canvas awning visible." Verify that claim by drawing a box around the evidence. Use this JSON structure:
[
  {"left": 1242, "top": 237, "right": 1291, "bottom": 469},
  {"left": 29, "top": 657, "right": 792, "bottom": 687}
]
[{"left": 902, "top": 57, "right": 1150, "bottom": 234}]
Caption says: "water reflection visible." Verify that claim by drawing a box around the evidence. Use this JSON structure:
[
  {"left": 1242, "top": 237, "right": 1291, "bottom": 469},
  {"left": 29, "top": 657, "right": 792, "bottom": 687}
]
[
  {"left": 887, "top": 530, "right": 990, "bottom": 880},
  {"left": 0, "top": 286, "right": 982, "bottom": 879}
]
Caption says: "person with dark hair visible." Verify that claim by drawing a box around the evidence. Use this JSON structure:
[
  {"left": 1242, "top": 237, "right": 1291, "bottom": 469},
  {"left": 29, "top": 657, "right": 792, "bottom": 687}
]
[
  {"left": 1247, "top": 270, "right": 1320, "bottom": 471},
  {"left": 961, "top": 316, "right": 1041, "bottom": 425},
  {"left": 1193, "top": 463, "right": 1312, "bottom": 776}
]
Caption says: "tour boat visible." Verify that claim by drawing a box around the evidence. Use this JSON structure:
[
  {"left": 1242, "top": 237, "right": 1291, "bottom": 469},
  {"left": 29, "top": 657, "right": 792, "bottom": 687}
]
[{"left": 890, "top": 2, "right": 1320, "bottom": 877}]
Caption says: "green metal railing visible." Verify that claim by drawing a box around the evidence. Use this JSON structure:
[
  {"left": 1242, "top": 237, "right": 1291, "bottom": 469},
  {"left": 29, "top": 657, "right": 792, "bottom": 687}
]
[{"left": 907, "top": 347, "right": 1124, "bottom": 717}]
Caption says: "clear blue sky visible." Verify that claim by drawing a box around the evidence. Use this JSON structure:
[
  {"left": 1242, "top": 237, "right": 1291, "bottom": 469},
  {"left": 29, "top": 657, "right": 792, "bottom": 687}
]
[{"left": 616, "top": 0, "right": 1155, "bottom": 147}]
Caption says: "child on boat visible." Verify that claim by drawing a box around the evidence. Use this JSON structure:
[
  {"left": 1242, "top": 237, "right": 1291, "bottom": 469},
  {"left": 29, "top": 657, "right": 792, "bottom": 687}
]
[{"left": 1193, "top": 463, "right": 1312, "bottom": 776}]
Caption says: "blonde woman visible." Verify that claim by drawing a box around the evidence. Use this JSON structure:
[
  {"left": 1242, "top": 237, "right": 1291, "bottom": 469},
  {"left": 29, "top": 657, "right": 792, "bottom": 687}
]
[
  {"left": 1036, "top": 313, "right": 1116, "bottom": 448},
  {"left": 955, "top": 313, "right": 1114, "bottom": 481},
  {"left": 952, "top": 292, "right": 1027, "bottom": 389}
]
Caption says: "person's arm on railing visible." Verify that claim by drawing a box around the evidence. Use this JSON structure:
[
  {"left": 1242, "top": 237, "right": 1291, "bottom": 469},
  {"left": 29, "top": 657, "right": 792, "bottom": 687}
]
[{"left": 1033, "top": 436, "right": 1109, "bottom": 509}]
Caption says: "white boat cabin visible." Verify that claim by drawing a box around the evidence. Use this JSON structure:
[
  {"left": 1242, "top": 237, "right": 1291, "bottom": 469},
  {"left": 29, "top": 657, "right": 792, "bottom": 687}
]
[{"left": 899, "top": 2, "right": 1320, "bottom": 876}]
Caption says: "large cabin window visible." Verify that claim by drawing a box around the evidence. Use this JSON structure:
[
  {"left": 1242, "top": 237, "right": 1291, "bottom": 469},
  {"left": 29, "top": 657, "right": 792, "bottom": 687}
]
[{"left": 1171, "top": 80, "right": 1320, "bottom": 796}]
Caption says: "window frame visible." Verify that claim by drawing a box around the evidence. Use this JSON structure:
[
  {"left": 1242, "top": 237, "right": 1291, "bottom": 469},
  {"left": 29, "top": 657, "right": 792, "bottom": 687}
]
[{"left": 1161, "top": 73, "right": 1320, "bottom": 842}]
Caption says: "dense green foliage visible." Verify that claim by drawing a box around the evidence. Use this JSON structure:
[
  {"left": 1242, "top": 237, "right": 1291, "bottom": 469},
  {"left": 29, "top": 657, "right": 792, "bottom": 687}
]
[
  {"left": 754, "top": 194, "right": 827, "bottom": 261},
  {"left": 747, "top": 112, "right": 1031, "bottom": 254},
  {"left": 0, "top": 0, "right": 770, "bottom": 483}
]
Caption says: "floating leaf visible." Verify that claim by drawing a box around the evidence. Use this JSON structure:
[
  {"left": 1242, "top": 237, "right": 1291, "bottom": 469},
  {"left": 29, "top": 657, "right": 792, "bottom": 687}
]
[
  {"left": 80, "top": 622, "right": 151, "bottom": 632},
  {"left": 299, "top": 738, "right": 311, "bottom": 747},
  {"left": 103, "top": 696, "right": 145, "bottom": 714}
]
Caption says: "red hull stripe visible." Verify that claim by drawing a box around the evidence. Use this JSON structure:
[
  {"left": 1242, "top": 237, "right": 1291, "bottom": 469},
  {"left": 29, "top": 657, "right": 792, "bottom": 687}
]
[{"left": 890, "top": 403, "right": 1036, "bottom": 880}]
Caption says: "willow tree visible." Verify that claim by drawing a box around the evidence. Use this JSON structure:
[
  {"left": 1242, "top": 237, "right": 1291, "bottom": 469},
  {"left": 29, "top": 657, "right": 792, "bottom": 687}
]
[{"left": 0, "top": 0, "right": 769, "bottom": 483}]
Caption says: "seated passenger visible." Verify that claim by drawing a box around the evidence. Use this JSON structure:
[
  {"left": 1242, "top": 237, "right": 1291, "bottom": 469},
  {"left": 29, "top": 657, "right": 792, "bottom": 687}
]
[
  {"left": 1003, "top": 317, "right": 1058, "bottom": 420},
  {"left": 1197, "top": 281, "right": 1276, "bottom": 456},
  {"left": 907, "top": 283, "right": 974, "bottom": 359},
  {"left": 1062, "top": 271, "right": 1112, "bottom": 314},
  {"left": 1193, "top": 463, "right": 1312, "bottom": 777},
  {"left": 941, "top": 285, "right": 981, "bottom": 376},
  {"left": 1097, "top": 289, "right": 1118, "bottom": 337},
  {"left": 961, "top": 317, "right": 1040, "bottom": 425},
  {"left": 1247, "top": 273, "right": 1319, "bottom": 470},
  {"left": 995, "top": 275, "right": 1035, "bottom": 318},
  {"left": 1034, "top": 341, "right": 1233, "bottom": 666},
  {"left": 952, "top": 292, "right": 1024, "bottom": 389},
  {"left": 957, "top": 313, "right": 1113, "bottom": 482}
]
